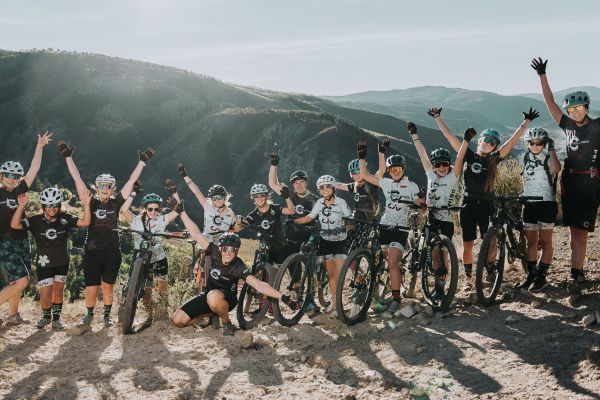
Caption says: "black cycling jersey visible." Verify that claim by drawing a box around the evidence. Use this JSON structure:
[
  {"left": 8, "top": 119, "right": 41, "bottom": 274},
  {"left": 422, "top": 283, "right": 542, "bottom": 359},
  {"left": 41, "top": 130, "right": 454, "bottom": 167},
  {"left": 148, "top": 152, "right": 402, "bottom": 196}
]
[
  {"left": 0, "top": 180, "right": 29, "bottom": 241},
  {"left": 286, "top": 191, "right": 318, "bottom": 242},
  {"left": 347, "top": 181, "right": 380, "bottom": 222},
  {"left": 21, "top": 212, "right": 79, "bottom": 267},
  {"left": 204, "top": 242, "right": 250, "bottom": 294},
  {"left": 559, "top": 115, "right": 600, "bottom": 170},
  {"left": 245, "top": 203, "right": 286, "bottom": 247},
  {"left": 463, "top": 148, "right": 501, "bottom": 197},
  {"left": 85, "top": 193, "right": 126, "bottom": 250}
]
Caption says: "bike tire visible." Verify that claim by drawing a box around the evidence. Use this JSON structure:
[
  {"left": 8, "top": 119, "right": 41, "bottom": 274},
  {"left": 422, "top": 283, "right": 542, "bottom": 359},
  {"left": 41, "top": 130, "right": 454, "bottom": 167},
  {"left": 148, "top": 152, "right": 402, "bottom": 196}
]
[
  {"left": 272, "top": 253, "right": 311, "bottom": 326},
  {"left": 121, "top": 257, "right": 146, "bottom": 335},
  {"left": 336, "top": 248, "right": 376, "bottom": 326},
  {"left": 373, "top": 250, "right": 390, "bottom": 302},
  {"left": 400, "top": 237, "right": 419, "bottom": 298},
  {"left": 316, "top": 261, "right": 331, "bottom": 309},
  {"left": 236, "top": 263, "right": 274, "bottom": 330},
  {"left": 420, "top": 235, "right": 458, "bottom": 312},
  {"left": 475, "top": 227, "right": 505, "bottom": 306}
]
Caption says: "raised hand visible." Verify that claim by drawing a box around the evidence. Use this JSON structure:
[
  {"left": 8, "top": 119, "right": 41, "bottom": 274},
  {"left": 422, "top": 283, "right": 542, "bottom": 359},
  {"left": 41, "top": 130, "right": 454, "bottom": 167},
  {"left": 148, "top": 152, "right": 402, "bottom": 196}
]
[
  {"left": 464, "top": 127, "right": 477, "bottom": 142},
  {"left": 522, "top": 107, "right": 540, "bottom": 121},
  {"left": 427, "top": 107, "right": 442, "bottom": 118},
  {"left": 17, "top": 193, "right": 29, "bottom": 206},
  {"left": 407, "top": 122, "right": 417, "bottom": 136},
  {"left": 357, "top": 141, "right": 367, "bottom": 159},
  {"left": 378, "top": 138, "right": 390, "bottom": 153},
  {"left": 38, "top": 131, "right": 53, "bottom": 147},
  {"left": 546, "top": 137, "right": 555, "bottom": 152},
  {"left": 133, "top": 179, "right": 143, "bottom": 193},
  {"left": 138, "top": 147, "right": 156, "bottom": 162},
  {"left": 167, "top": 197, "right": 184, "bottom": 214},
  {"left": 270, "top": 152, "right": 280, "bottom": 166},
  {"left": 177, "top": 163, "right": 188, "bottom": 178},
  {"left": 531, "top": 57, "right": 547, "bottom": 75},
  {"left": 57, "top": 140, "right": 76, "bottom": 158},
  {"left": 280, "top": 184, "right": 290, "bottom": 199},
  {"left": 164, "top": 178, "right": 177, "bottom": 194}
]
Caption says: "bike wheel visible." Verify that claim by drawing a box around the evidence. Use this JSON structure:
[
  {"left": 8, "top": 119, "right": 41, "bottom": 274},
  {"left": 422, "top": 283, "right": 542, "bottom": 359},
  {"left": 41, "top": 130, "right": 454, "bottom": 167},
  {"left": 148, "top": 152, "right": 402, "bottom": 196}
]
[
  {"left": 120, "top": 257, "right": 145, "bottom": 334},
  {"left": 336, "top": 248, "right": 376, "bottom": 325},
  {"left": 399, "top": 237, "right": 419, "bottom": 298},
  {"left": 420, "top": 235, "right": 458, "bottom": 312},
  {"left": 517, "top": 230, "right": 528, "bottom": 273},
  {"left": 236, "top": 263, "right": 274, "bottom": 330},
  {"left": 315, "top": 261, "right": 332, "bottom": 309},
  {"left": 272, "top": 253, "right": 311, "bottom": 326},
  {"left": 373, "top": 248, "right": 390, "bottom": 302},
  {"left": 475, "top": 227, "right": 506, "bottom": 306}
]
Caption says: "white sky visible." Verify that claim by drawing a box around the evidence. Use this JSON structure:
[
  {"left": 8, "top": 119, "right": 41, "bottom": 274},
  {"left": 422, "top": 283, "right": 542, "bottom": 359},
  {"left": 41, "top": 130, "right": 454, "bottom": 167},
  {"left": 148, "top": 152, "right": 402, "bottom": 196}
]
[{"left": 1, "top": 0, "right": 599, "bottom": 96}]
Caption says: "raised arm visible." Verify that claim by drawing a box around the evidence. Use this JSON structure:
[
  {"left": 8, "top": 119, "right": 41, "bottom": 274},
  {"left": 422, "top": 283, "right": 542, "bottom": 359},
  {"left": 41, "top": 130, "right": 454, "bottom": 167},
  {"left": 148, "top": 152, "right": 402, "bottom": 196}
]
[
  {"left": 10, "top": 194, "right": 28, "bottom": 230},
  {"left": 546, "top": 138, "right": 561, "bottom": 175},
  {"left": 268, "top": 153, "right": 283, "bottom": 195},
  {"left": 279, "top": 186, "right": 296, "bottom": 215},
  {"left": 167, "top": 198, "right": 209, "bottom": 248},
  {"left": 357, "top": 142, "right": 381, "bottom": 187},
  {"left": 119, "top": 193, "right": 135, "bottom": 224},
  {"left": 77, "top": 190, "right": 93, "bottom": 227},
  {"left": 407, "top": 122, "right": 432, "bottom": 172},
  {"left": 498, "top": 108, "right": 539, "bottom": 159},
  {"left": 24, "top": 131, "right": 53, "bottom": 188},
  {"left": 57, "top": 141, "right": 88, "bottom": 198},
  {"left": 120, "top": 148, "right": 155, "bottom": 199},
  {"left": 428, "top": 108, "right": 461, "bottom": 152},
  {"left": 177, "top": 163, "right": 208, "bottom": 208},
  {"left": 531, "top": 57, "right": 563, "bottom": 124},
  {"left": 454, "top": 128, "right": 474, "bottom": 177},
  {"left": 375, "top": 138, "right": 390, "bottom": 177}
]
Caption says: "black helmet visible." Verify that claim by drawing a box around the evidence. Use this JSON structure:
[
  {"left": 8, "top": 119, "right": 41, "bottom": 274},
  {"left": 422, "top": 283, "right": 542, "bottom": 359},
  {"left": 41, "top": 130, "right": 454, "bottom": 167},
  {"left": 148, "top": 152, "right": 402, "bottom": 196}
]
[
  {"left": 207, "top": 184, "right": 227, "bottom": 198},
  {"left": 218, "top": 232, "right": 241, "bottom": 248},
  {"left": 385, "top": 154, "right": 406, "bottom": 168},
  {"left": 430, "top": 148, "right": 451, "bottom": 163},
  {"left": 290, "top": 170, "right": 309, "bottom": 183}
]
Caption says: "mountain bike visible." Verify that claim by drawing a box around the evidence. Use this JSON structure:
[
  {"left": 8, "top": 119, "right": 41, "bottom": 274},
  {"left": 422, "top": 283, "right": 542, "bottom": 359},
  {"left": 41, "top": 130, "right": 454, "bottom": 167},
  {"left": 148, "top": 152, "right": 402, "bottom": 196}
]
[
  {"left": 475, "top": 194, "right": 542, "bottom": 306},
  {"left": 114, "top": 228, "right": 189, "bottom": 334},
  {"left": 272, "top": 226, "right": 332, "bottom": 327}
]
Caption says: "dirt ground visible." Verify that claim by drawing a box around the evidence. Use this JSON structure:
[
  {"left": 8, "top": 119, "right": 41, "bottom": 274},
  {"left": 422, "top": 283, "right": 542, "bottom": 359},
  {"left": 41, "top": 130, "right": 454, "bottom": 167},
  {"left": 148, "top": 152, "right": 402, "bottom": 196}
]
[{"left": 1, "top": 226, "right": 599, "bottom": 400}]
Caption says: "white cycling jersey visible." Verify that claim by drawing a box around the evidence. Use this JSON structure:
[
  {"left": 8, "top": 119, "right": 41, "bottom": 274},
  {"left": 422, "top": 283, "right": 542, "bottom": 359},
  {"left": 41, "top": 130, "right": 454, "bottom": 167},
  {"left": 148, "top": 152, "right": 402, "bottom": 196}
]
[
  {"left": 522, "top": 151, "right": 555, "bottom": 202},
  {"left": 203, "top": 203, "right": 236, "bottom": 236},
  {"left": 379, "top": 176, "right": 420, "bottom": 229},
  {"left": 131, "top": 214, "right": 168, "bottom": 263},
  {"left": 308, "top": 196, "right": 352, "bottom": 241},
  {"left": 426, "top": 170, "right": 458, "bottom": 222}
]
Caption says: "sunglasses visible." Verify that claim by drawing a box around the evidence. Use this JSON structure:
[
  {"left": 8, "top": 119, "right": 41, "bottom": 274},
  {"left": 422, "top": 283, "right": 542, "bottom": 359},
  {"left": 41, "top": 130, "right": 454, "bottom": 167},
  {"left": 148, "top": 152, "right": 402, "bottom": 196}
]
[
  {"left": 146, "top": 207, "right": 160, "bottom": 212},
  {"left": 3, "top": 173, "right": 21, "bottom": 180},
  {"left": 319, "top": 184, "right": 334, "bottom": 190},
  {"left": 433, "top": 162, "right": 450, "bottom": 168},
  {"left": 482, "top": 137, "right": 499, "bottom": 145},
  {"left": 388, "top": 166, "right": 404, "bottom": 174},
  {"left": 252, "top": 193, "right": 267, "bottom": 199},
  {"left": 97, "top": 184, "right": 114, "bottom": 190},
  {"left": 349, "top": 170, "right": 360, "bottom": 175},
  {"left": 528, "top": 141, "right": 545, "bottom": 147},
  {"left": 211, "top": 195, "right": 225, "bottom": 201},
  {"left": 567, "top": 105, "right": 586, "bottom": 113},
  {"left": 42, "top": 203, "right": 61, "bottom": 209},
  {"left": 220, "top": 246, "right": 238, "bottom": 254}
]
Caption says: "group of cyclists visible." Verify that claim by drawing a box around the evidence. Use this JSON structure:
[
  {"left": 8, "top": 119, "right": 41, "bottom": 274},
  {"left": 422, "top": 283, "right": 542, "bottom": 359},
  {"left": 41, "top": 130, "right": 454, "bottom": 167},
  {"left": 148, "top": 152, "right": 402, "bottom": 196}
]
[{"left": 0, "top": 57, "right": 598, "bottom": 337}]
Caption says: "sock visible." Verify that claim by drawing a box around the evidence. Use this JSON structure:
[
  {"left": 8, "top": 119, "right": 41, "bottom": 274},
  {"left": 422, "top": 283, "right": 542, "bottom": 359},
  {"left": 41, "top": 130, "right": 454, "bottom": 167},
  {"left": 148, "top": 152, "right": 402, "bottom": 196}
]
[
  {"left": 537, "top": 262, "right": 550, "bottom": 275},
  {"left": 52, "top": 303, "right": 63, "bottom": 321},
  {"left": 87, "top": 306, "right": 94, "bottom": 316},
  {"left": 526, "top": 260, "right": 537, "bottom": 274},
  {"left": 570, "top": 267, "right": 582, "bottom": 280},
  {"left": 464, "top": 264, "right": 472, "bottom": 275},
  {"left": 42, "top": 308, "right": 51, "bottom": 319},
  {"left": 392, "top": 289, "right": 400, "bottom": 302},
  {"left": 103, "top": 304, "right": 112, "bottom": 319}
]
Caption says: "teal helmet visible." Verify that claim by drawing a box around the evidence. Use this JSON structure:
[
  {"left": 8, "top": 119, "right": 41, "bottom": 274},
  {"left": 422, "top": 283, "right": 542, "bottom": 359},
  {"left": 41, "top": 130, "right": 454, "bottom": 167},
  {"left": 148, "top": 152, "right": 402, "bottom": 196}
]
[
  {"left": 141, "top": 193, "right": 163, "bottom": 206},
  {"left": 481, "top": 129, "right": 501, "bottom": 145},
  {"left": 562, "top": 91, "right": 590, "bottom": 109},
  {"left": 347, "top": 159, "right": 364, "bottom": 174}
]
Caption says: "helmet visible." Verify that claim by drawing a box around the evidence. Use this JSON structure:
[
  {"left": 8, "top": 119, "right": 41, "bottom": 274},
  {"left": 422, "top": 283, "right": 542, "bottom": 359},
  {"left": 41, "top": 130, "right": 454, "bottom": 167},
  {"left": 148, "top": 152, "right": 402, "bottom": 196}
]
[
  {"left": 289, "top": 170, "right": 309, "bottom": 183},
  {"left": 95, "top": 174, "right": 116, "bottom": 187},
  {"left": 250, "top": 184, "right": 269, "bottom": 196},
  {"left": 386, "top": 155, "right": 406, "bottom": 169},
  {"left": 316, "top": 175, "right": 336, "bottom": 188},
  {"left": 523, "top": 127, "right": 548, "bottom": 142},
  {"left": 40, "top": 187, "right": 63, "bottom": 206},
  {"left": 481, "top": 129, "right": 501, "bottom": 145},
  {"left": 562, "top": 91, "right": 590, "bottom": 109},
  {"left": 347, "top": 159, "right": 364, "bottom": 174},
  {"left": 141, "top": 193, "right": 163, "bottom": 206},
  {"left": 430, "top": 148, "right": 451, "bottom": 163},
  {"left": 0, "top": 161, "right": 25, "bottom": 176},
  {"left": 218, "top": 232, "right": 241, "bottom": 248},
  {"left": 207, "top": 184, "right": 227, "bottom": 198}
]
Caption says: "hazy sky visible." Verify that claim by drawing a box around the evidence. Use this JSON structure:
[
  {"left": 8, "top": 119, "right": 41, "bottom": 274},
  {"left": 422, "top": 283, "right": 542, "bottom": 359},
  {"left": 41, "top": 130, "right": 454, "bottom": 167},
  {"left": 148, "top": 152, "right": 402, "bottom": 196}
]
[{"left": 2, "top": 0, "right": 599, "bottom": 96}]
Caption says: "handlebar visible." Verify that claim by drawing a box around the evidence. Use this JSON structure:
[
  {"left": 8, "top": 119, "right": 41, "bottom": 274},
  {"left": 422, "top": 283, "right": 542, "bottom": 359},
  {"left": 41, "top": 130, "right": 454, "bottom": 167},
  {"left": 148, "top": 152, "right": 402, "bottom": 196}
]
[
  {"left": 467, "top": 192, "right": 543, "bottom": 204},
  {"left": 343, "top": 217, "right": 410, "bottom": 231},
  {"left": 113, "top": 228, "right": 190, "bottom": 240}
]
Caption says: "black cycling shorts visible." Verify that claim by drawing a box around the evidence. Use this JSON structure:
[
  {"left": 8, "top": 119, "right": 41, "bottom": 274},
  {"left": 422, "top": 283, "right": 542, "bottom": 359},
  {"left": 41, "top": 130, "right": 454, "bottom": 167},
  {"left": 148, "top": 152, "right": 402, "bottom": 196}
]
[
  {"left": 431, "top": 220, "right": 455, "bottom": 239},
  {"left": 180, "top": 289, "right": 237, "bottom": 319},
  {"left": 83, "top": 248, "right": 121, "bottom": 286},
  {"left": 561, "top": 173, "right": 600, "bottom": 232},
  {"left": 379, "top": 227, "right": 409, "bottom": 251},
  {"left": 36, "top": 264, "right": 69, "bottom": 287},
  {"left": 318, "top": 238, "right": 347, "bottom": 258},
  {"left": 522, "top": 201, "right": 558, "bottom": 228},
  {"left": 460, "top": 197, "right": 493, "bottom": 242}
]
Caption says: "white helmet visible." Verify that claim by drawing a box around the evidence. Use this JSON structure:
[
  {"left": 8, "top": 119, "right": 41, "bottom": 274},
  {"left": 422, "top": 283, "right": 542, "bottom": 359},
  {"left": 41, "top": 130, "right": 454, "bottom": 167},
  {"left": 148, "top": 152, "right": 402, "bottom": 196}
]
[
  {"left": 0, "top": 161, "right": 25, "bottom": 176},
  {"left": 250, "top": 184, "right": 269, "bottom": 196},
  {"left": 523, "top": 127, "right": 548, "bottom": 142},
  {"left": 316, "top": 175, "right": 336, "bottom": 189},
  {"left": 40, "top": 187, "right": 63, "bottom": 206},
  {"left": 95, "top": 174, "right": 116, "bottom": 187}
]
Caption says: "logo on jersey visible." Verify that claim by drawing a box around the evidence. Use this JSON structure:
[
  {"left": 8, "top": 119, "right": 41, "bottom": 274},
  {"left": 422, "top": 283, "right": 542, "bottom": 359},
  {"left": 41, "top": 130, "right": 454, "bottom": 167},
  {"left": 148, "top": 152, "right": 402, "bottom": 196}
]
[
  {"left": 1, "top": 199, "right": 18, "bottom": 209},
  {"left": 37, "top": 254, "right": 50, "bottom": 267},
  {"left": 93, "top": 209, "right": 113, "bottom": 220},
  {"left": 321, "top": 206, "right": 332, "bottom": 217},
  {"left": 390, "top": 190, "right": 401, "bottom": 202},
  {"left": 43, "top": 228, "right": 58, "bottom": 240},
  {"left": 295, "top": 204, "right": 305, "bottom": 215},
  {"left": 470, "top": 162, "right": 483, "bottom": 174},
  {"left": 260, "top": 220, "right": 271, "bottom": 230},
  {"left": 353, "top": 193, "right": 361, "bottom": 203},
  {"left": 213, "top": 215, "right": 224, "bottom": 226},
  {"left": 210, "top": 268, "right": 221, "bottom": 280},
  {"left": 569, "top": 136, "right": 580, "bottom": 151}
]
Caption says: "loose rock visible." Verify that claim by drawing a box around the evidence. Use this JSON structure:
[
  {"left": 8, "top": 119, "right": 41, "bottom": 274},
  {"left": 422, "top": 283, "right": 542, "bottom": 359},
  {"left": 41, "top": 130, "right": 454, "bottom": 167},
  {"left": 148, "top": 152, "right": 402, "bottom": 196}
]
[
  {"left": 505, "top": 315, "right": 520, "bottom": 324},
  {"left": 67, "top": 325, "right": 91, "bottom": 336},
  {"left": 381, "top": 312, "right": 394, "bottom": 320},
  {"left": 531, "top": 300, "right": 544, "bottom": 308},
  {"left": 396, "top": 305, "right": 416, "bottom": 318},
  {"left": 238, "top": 332, "right": 254, "bottom": 348},
  {"left": 581, "top": 314, "right": 596, "bottom": 327}
]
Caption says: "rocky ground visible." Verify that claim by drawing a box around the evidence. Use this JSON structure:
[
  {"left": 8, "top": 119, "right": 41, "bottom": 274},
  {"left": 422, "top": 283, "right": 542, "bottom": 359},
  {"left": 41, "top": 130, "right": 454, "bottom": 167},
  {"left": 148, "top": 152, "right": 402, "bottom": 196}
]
[{"left": 1, "top": 226, "right": 599, "bottom": 400}]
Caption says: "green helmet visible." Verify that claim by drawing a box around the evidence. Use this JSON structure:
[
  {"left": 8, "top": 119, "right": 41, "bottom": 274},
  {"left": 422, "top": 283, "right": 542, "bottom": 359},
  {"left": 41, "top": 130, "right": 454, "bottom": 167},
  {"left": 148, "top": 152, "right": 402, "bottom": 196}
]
[
  {"left": 141, "top": 193, "right": 163, "bottom": 206},
  {"left": 481, "top": 129, "right": 501, "bottom": 145},
  {"left": 562, "top": 91, "right": 590, "bottom": 109},
  {"left": 347, "top": 159, "right": 364, "bottom": 174}
]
